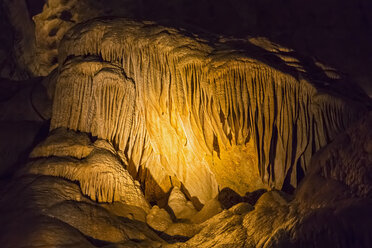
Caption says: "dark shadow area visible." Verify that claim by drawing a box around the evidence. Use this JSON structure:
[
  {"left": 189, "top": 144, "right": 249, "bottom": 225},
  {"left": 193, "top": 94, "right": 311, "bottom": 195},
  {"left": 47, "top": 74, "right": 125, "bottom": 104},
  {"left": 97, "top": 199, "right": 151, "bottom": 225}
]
[
  {"left": 0, "top": 77, "right": 50, "bottom": 180},
  {"left": 25, "top": 0, "right": 44, "bottom": 17},
  {"left": 218, "top": 187, "right": 267, "bottom": 209},
  {"left": 155, "top": 231, "right": 190, "bottom": 243}
]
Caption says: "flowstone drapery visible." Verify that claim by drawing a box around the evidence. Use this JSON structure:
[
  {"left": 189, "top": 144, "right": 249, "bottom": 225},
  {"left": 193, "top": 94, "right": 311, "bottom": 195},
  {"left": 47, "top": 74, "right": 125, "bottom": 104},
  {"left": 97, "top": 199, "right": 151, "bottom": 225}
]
[
  {"left": 1, "top": 12, "right": 371, "bottom": 247},
  {"left": 50, "top": 18, "right": 366, "bottom": 203}
]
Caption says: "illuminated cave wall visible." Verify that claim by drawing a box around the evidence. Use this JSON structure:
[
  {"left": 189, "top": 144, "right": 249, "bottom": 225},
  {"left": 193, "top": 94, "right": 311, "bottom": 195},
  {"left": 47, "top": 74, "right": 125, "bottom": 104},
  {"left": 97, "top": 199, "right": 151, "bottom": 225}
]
[
  {"left": 48, "top": 18, "right": 366, "bottom": 203},
  {"left": 0, "top": 1, "right": 371, "bottom": 247},
  {"left": 1, "top": 0, "right": 370, "bottom": 204}
]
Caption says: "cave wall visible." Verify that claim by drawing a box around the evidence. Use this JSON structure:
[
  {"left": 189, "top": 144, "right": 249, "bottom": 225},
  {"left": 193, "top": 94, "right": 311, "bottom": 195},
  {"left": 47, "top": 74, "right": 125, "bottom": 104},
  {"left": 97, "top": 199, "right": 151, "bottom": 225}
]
[
  {"left": 49, "top": 18, "right": 367, "bottom": 203},
  {"left": 0, "top": 0, "right": 370, "bottom": 203},
  {"left": 0, "top": 1, "right": 371, "bottom": 247}
]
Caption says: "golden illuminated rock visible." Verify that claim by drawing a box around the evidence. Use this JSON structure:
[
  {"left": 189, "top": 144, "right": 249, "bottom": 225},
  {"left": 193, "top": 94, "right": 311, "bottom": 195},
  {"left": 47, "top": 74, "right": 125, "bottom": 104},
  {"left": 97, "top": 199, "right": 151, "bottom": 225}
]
[
  {"left": 146, "top": 205, "right": 173, "bottom": 232},
  {"left": 170, "top": 210, "right": 247, "bottom": 247},
  {"left": 32, "top": 0, "right": 137, "bottom": 76},
  {"left": 164, "top": 222, "right": 200, "bottom": 239},
  {"left": 0, "top": 1, "right": 371, "bottom": 247},
  {"left": 168, "top": 187, "right": 197, "bottom": 220},
  {"left": 30, "top": 127, "right": 94, "bottom": 159},
  {"left": 21, "top": 130, "right": 150, "bottom": 210},
  {"left": 191, "top": 197, "right": 222, "bottom": 224},
  {"left": 48, "top": 18, "right": 366, "bottom": 204}
]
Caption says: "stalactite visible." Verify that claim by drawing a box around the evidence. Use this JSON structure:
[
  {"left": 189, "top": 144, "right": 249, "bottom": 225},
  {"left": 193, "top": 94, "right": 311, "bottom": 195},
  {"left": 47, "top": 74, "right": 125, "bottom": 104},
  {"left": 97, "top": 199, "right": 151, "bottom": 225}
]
[{"left": 50, "top": 18, "right": 366, "bottom": 202}]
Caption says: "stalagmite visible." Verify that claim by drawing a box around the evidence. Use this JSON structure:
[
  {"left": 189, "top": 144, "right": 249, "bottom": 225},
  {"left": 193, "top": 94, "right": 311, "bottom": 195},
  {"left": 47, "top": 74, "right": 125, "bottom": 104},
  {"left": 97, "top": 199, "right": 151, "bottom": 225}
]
[{"left": 49, "top": 18, "right": 367, "bottom": 203}]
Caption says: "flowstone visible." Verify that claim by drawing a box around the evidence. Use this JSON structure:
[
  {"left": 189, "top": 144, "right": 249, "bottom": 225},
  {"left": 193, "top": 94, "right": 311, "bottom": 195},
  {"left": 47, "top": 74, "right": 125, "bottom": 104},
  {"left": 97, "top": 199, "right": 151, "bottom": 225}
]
[
  {"left": 0, "top": 14, "right": 371, "bottom": 248},
  {"left": 50, "top": 18, "right": 367, "bottom": 203}
]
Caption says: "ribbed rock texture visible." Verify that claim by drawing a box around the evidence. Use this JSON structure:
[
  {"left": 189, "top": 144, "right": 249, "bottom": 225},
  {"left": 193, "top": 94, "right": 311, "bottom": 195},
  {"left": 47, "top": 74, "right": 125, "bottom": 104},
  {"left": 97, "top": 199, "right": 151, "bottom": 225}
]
[
  {"left": 32, "top": 0, "right": 141, "bottom": 76},
  {"left": 50, "top": 18, "right": 366, "bottom": 203},
  {"left": 3, "top": 0, "right": 371, "bottom": 101},
  {"left": 0, "top": 6, "right": 371, "bottom": 247},
  {"left": 21, "top": 128, "right": 150, "bottom": 209},
  {"left": 0, "top": 105, "right": 371, "bottom": 248}
]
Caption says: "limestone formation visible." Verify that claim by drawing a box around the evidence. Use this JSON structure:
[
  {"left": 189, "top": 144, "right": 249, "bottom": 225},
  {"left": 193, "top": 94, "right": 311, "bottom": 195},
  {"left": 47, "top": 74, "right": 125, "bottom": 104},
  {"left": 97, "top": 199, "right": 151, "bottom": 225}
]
[
  {"left": 1, "top": 111, "right": 371, "bottom": 247},
  {"left": 164, "top": 222, "right": 200, "bottom": 240},
  {"left": 229, "top": 202, "right": 254, "bottom": 215},
  {"left": 169, "top": 210, "right": 247, "bottom": 247},
  {"left": 191, "top": 197, "right": 222, "bottom": 224},
  {"left": 146, "top": 205, "right": 173, "bottom": 232},
  {"left": 0, "top": 175, "right": 162, "bottom": 248},
  {"left": 0, "top": 3, "right": 371, "bottom": 247},
  {"left": 1, "top": 0, "right": 36, "bottom": 79},
  {"left": 165, "top": 109, "right": 372, "bottom": 247},
  {"left": 20, "top": 130, "right": 150, "bottom": 210},
  {"left": 30, "top": 127, "right": 94, "bottom": 159},
  {"left": 32, "top": 0, "right": 138, "bottom": 76},
  {"left": 102, "top": 201, "right": 148, "bottom": 223},
  {"left": 168, "top": 187, "right": 197, "bottom": 220},
  {"left": 49, "top": 17, "right": 367, "bottom": 204}
]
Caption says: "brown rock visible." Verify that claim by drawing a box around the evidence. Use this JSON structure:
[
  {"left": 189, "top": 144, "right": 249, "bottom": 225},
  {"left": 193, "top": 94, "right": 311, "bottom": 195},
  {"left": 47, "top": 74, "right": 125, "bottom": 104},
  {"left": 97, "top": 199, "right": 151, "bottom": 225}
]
[
  {"left": 168, "top": 187, "right": 197, "bottom": 220},
  {"left": 191, "top": 197, "right": 222, "bottom": 224},
  {"left": 229, "top": 202, "right": 254, "bottom": 215},
  {"left": 146, "top": 205, "right": 173, "bottom": 232},
  {"left": 30, "top": 127, "right": 94, "bottom": 159}
]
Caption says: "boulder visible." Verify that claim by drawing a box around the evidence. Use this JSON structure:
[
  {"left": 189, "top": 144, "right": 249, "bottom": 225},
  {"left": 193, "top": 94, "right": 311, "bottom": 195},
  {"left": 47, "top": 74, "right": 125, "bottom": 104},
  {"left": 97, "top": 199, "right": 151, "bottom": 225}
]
[
  {"left": 168, "top": 187, "right": 197, "bottom": 220},
  {"left": 146, "top": 205, "right": 173, "bottom": 232}
]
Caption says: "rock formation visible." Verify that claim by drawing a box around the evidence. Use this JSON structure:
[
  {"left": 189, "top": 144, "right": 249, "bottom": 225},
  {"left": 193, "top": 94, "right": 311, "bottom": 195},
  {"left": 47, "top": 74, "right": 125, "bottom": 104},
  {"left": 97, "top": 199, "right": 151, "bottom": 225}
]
[
  {"left": 49, "top": 18, "right": 366, "bottom": 204},
  {"left": 0, "top": 1, "right": 371, "bottom": 247}
]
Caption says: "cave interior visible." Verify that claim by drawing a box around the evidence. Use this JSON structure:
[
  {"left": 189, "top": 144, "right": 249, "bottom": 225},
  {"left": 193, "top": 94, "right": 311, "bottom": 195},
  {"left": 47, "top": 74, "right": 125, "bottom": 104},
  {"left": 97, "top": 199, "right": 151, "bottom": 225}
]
[{"left": 0, "top": 0, "right": 371, "bottom": 247}]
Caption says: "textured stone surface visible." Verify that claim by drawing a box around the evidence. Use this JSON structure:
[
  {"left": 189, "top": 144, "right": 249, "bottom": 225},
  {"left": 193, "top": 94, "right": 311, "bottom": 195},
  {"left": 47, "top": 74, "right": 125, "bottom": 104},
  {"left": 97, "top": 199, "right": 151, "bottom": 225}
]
[
  {"left": 218, "top": 187, "right": 247, "bottom": 209},
  {"left": 168, "top": 210, "right": 247, "bottom": 247},
  {"left": 168, "top": 187, "right": 197, "bottom": 220},
  {"left": 3, "top": 0, "right": 372, "bottom": 98},
  {"left": 21, "top": 131, "right": 150, "bottom": 210},
  {"left": 166, "top": 110, "right": 372, "bottom": 248},
  {"left": 30, "top": 127, "right": 94, "bottom": 159},
  {"left": 164, "top": 222, "right": 200, "bottom": 239},
  {"left": 0, "top": 4, "right": 371, "bottom": 247},
  {"left": 50, "top": 18, "right": 367, "bottom": 204},
  {"left": 191, "top": 197, "right": 222, "bottom": 224},
  {"left": 32, "top": 0, "right": 137, "bottom": 76},
  {"left": 1, "top": 111, "right": 372, "bottom": 247},
  {"left": 1, "top": 0, "right": 36, "bottom": 79},
  {"left": 229, "top": 202, "right": 254, "bottom": 215},
  {"left": 0, "top": 175, "right": 162, "bottom": 248},
  {"left": 146, "top": 205, "right": 173, "bottom": 232}
]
